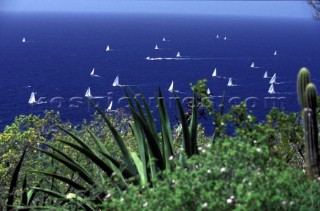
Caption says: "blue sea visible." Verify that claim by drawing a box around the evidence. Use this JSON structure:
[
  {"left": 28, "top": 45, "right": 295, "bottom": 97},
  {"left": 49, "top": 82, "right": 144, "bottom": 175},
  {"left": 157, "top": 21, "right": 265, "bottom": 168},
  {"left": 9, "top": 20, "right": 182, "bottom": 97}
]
[{"left": 1, "top": 12, "right": 320, "bottom": 133}]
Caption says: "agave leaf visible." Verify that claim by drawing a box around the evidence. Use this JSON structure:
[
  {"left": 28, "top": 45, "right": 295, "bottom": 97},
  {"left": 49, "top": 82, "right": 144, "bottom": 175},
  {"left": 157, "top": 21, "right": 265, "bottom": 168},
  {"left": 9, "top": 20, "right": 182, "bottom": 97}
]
[
  {"left": 189, "top": 92, "right": 198, "bottom": 155},
  {"left": 6, "top": 205, "right": 57, "bottom": 210},
  {"left": 58, "top": 126, "right": 93, "bottom": 152},
  {"left": 20, "top": 174, "right": 28, "bottom": 206},
  {"left": 158, "top": 88, "right": 174, "bottom": 170},
  {"left": 131, "top": 152, "right": 147, "bottom": 186},
  {"left": 88, "top": 99, "right": 136, "bottom": 174},
  {"left": 7, "top": 147, "right": 27, "bottom": 207},
  {"left": 34, "top": 145, "right": 95, "bottom": 185},
  {"left": 132, "top": 111, "right": 165, "bottom": 170},
  {"left": 30, "top": 171, "right": 86, "bottom": 190},
  {"left": 174, "top": 93, "right": 192, "bottom": 157},
  {"left": 86, "top": 128, "right": 111, "bottom": 156}
]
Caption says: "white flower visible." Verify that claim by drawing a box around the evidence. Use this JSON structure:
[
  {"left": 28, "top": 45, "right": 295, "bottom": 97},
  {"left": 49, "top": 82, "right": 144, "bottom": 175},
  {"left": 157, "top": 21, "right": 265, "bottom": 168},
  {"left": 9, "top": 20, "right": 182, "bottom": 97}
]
[
  {"left": 169, "top": 155, "right": 174, "bottom": 161},
  {"left": 248, "top": 182, "right": 252, "bottom": 186},
  {"left": 230, "top": 195, "right": 235, "bottom": 200},
  {"left": 104, "top": 193, "right": 111, "bottom": 199},
  {"left": 226, "top": 198, "right": 232, "bottom": 204},
  {"left": 317, "top": 177, "right": 320, "bottom": 181},
  {"left": 282, "top": 201, "right": 287, "bottom": 205},
  {"left": 172, "top": 180, "right": 175, "bottom": 184},
  {"left": 207, "top": 169, "right": 211, "bottom": 174},
  {"left": 290, "top": 201, "right": 295, "bottom": 206},
  {"left": 220, "top": 167, "right": 226, "bottom": 173},
  {"left": 120, "top": 198, "right": 124, "bottom": 202},
  {"left": 195, "top": 165, "right": 199, "bottom": 169},
  {"left": 205, "top": 143, "right": 211, "bottom": 148},
  {"left": 253, "top": 140, "right": 257, "bottom": 144},
  {"left": 202, "top": 202, "right": 208, "bottom": 208},
  {"left": 143, "top": 202, "right": 148, "bottom": 207},
  {"left": 198, "top": 147, "right": 203, "bottom": 151},
  {"left": 256, "top": 148, "right": 262, "bottom": 153}
]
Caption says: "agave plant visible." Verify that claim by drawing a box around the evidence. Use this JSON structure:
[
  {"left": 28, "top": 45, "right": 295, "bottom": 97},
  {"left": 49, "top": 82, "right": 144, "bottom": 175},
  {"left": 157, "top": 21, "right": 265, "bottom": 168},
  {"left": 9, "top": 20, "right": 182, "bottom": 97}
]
[{"left": 6, "top": 87, "right": 201, "bottom": 209}]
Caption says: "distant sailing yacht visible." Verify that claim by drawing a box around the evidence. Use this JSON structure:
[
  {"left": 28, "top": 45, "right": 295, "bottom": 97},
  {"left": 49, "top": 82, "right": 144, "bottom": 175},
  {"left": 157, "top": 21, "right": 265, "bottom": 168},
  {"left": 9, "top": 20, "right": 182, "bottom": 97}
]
[
  {"left": 112, "top": 76, "right": 121, "bottom": 87},
  {"left": 22, "top": 37, "right": 26, "bottom": 43},
  {"left": 274, "top": 50, "right": 277, "bottom": 56},
  {"left": 28, "top": 92, "right": 37, "bottom": 104},
  {"left": 269, "top": 73, "right": 277, "bottom": 84},
  {"left": 263, "top": 71, "right": 268, "bottom": 78},
  {"left": 90, "top": 68, "right": 100, "bottom": 77},
  {"left": 168, "top": 81, "right": 174, "bottom": 92},
  {"left": 106, "top": 45, "right": 110, "bottom": 51},
  {"left": 85, "top": 87, "right": 93, "bottom": 98},
  {"left": 107, "top": 101, "right": 114, "bottom": 111},
  {"left": 224, "top": 36, "right": 227, "bottom": 40},
  {"left": 162, "top": 37, "right": 166, "bottom": 42},
  {"left": 155, "top": 44, "right": 159, "bottom": 50},
  {"left": 227, "top": 78, "right": 234, "bottom": 86},
  {"left": 207, "top": 88, "right": 211, "bottom": 95},
  {"left": 250, "top": 62, "right": 255, "bottom": 68},
  {"left": 216, "top": 35, "right": 219, "bottom": 39},
  {"left": 212, "top": 68, "right": 217, "bottom": 77},
  {"left": 176, "top": 52, "right": 181, "bottom": 58},
  {"left": 268, "top": 84, "right": 275, "bottom": 94}
]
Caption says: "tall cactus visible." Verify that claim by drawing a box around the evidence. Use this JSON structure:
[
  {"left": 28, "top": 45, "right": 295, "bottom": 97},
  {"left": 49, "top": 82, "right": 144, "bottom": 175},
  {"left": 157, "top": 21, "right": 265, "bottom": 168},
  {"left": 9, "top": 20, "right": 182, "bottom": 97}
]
[
  {"left": 297, "top": 68, "right": 320, "bottom": 179},
  {"left": 297, "top": 67, "right": 310, "bottom": 107}
]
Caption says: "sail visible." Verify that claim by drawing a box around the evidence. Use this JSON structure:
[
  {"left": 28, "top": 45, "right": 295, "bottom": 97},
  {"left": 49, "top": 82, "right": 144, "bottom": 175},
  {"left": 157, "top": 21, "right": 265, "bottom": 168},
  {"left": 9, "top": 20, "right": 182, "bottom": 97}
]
[
  {"left": 216, "top": 35, "right": 219, "bottom": 39},
  {"left": 85, "top": 87, "right": 92, "bottom": 98},
  {"left": 269, "top": 74, "right": 276, "bottom": 84},
  {"left": 28, "top": 92, "right": 36, "bottom": 104},
  {"left": 112, "top": 76, "right": 119, "bottom": 86},
  {"left": 107, "top": 101, "right": 113, "bottom": 110},
  {"left": 250, "top": 62, "right": 255, "bottom": 68},
  {"left": 168, "top": 81, "right": 174, "bottom": 92},
  {"left": 106, "top": 45, "right": 110, "bottom": 51},
  {"left": 263, "top": 71, "right": 268, "bottom": 78},
  {"left": 22, "top": 37, "right": 26, "bottom": 43},
  {"left": 274, "top": 51, "right": 277, "bottom": 56},
  {"left": 224, "top": 36, "right": 227, "bottom": 40},
  {"left": 212, "top": 68, "right": 217, "bottom": 77},
  {"left": 155, "top": 44, "right": 159, "bottom": 50},
  {"left": 176, "top": 52, "right": 181, "bottom": 58},
  {"left": 207, "top": 88, "right": 211, "bottom": 95},
  {"left": 162, "top": 37, "right": 166, "bottom": 42},
  {"left": 268, "top": 84, "right": 275, "bottom": 94},
  {"left": 90, "top": 68, "right": 95, "bottom": 76},
  {"left": 227, "top": 78, "right": 233, "bottom": 86}
]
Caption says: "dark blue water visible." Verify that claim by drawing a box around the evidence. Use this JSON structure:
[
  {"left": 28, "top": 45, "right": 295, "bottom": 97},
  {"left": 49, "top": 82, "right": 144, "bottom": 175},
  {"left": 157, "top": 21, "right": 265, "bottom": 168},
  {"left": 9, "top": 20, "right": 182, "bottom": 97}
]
[{"left": 1, "top": 12, "right": 320, "bottom": 133}]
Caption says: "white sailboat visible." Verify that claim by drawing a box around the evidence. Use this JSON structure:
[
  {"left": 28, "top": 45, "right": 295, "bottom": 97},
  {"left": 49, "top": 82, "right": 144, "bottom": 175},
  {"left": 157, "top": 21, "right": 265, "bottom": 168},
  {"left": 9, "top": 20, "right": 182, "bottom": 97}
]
[
  {"left": 268, "top": 84, "right": 275, "bottom": 94},
  {"left": 28, "top": 92, "right": 37, "bottom": 104},
  {"left": 168, "top": 81, "right": 174, "bottom": 92},
  {"left": 216, "top": 34, "right": 219, "bottom": 39},
  {"left": 107, "top": 101, "right": 113, "bottom": 111},
  {"left": 155, "top": 44, "right": 159, "bottom": 50},
  {"left": 269, "top": 73, "right": 277, "bottom": 84},
  {"left": 212, "top": 68, "right": 217, "bottom": 77},
  {"left": 224, "top": 36, "right": 227, "bottom": 40},
  {"left": 85, "top": 87, "right": 93, "bottom": 98},
  {"left": 250, "top": 62, "right": 255, "bottom": 68},
  {"left": 90, "top": 68, "right": 100, "bottom": 77},
  {"left": 162, "top": 37, "right": 166, "bottom": 42},
  {"left": 112, "top": 76, "right": 121, "bottom": 87},
  {"left": 227, "top": 78, "right": 234, "bottom": 86},
  {"left": 263, "top": 71, "right": 268, "bottom": 78},
  {"left": 207, "top": 88, "right": 211, "bottom": 95},
  {"left": 274, "top": 50, "right": 277, "bottom": 56},
  {"left": 176, "top": 52, "right": 181, "bottom": 58},
  {"left": 106, "top": 45, "right": 110, "bottom": 51},
  {"left": 22, "top": 37, "right": 26, "bottom": 43}
]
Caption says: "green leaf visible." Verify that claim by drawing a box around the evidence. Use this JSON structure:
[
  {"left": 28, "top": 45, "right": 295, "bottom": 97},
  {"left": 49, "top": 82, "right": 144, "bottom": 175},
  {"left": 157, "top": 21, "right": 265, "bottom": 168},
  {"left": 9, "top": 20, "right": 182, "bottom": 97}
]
[
  {"left": 131, "top": 152, "right": 147, "bottom": 186},
  {"left": 189, "top": 92, "right": 198, "bottom": 155}
]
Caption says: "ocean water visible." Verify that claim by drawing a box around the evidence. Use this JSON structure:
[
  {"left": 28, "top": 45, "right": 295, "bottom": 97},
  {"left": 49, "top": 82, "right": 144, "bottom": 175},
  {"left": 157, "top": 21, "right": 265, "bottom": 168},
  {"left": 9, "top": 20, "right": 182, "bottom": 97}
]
[{"left": 0, "top": 12, "right": 320, "bottom": 133}]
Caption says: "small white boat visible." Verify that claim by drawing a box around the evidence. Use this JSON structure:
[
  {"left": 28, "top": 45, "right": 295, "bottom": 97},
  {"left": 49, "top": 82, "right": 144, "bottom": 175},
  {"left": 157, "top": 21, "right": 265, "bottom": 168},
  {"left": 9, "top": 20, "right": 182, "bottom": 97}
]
[
  {"left": 176, "top": 52, "right": 181, "bottom": 58},
  {"left": 22, "top": 37, "right": 26, "bottom": 43},
  {"left": 90, "top": 68, "right": 100, "bottom": 77},
  {"left": 274, "top": 50, "right": 277, "bottom": 56},
  {"left": 224, "top": 36, "right": 227, "bottom": 40},
  {"left": 168, "top": 81, "right": 174, "bottom": 92},
  {"left": 85, "top": 87, "right": 93, "bottom": 98},
  {"left": 212, "top": 68, "right": 217, "bottom": 77},
  {"left": 155, "top": 44, "right": 159, "bottom": 50},
  {"left": 269, "top": 73, "right": 277, "bottom": 84},
  {"left": 250, "top": 62, "right": 255, "bottom": 68},
  {"left": 28, "top": 92, "right": 37, "bottom": 104},
  {"left": 106, "top": 45, "right": 110, "bottom": 51},
  {"left": 227, "top": 78, "right": 234, "bottom": 86},
  {"left": 263, "top": 71, "right": 268, "bottom": 78},
  {"left": 107, "top": 101, "right": 113, "bottom": 111},
  {"left": 162, "top": 37, "right": 166, "bottom": 42},
  {"left": 112, "top": 76, "right": 120, "bottom": 87},
  {"left": 207, "top": 88, "right": 211, "bottom": 95},
  {"left": 145, "top": 56, "right": 151, "bottom": 60},
  {"left": 216, "top": 35, "right": 219, "bottom": 39},
  {"left": 268, "top": 84, "right": 275, "bottom": 94}
]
